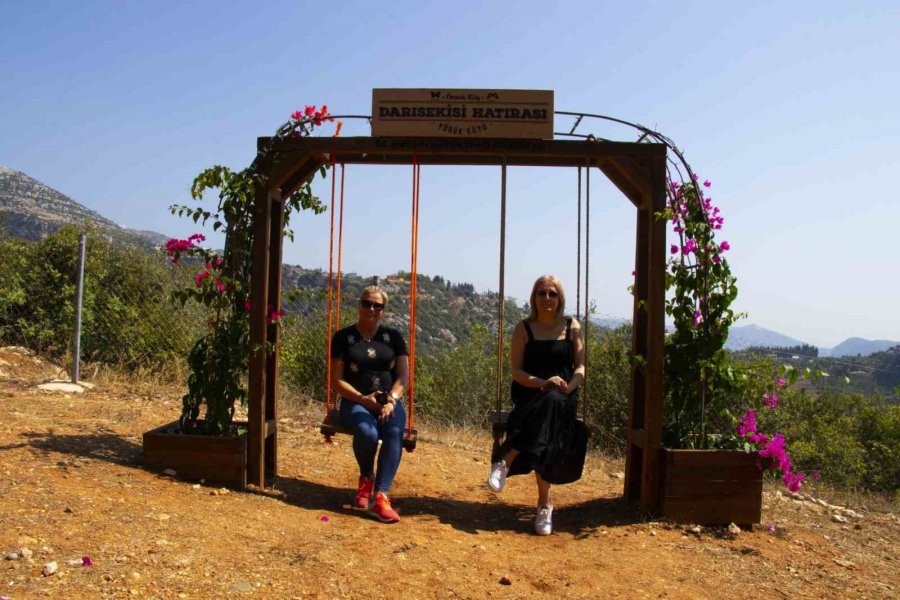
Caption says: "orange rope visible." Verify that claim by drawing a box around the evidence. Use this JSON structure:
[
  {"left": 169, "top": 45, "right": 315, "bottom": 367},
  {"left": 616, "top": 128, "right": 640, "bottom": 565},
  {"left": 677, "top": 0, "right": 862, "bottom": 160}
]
[
  {"left": 335, "top": 163, "right": 346, "bottom": 333},
  {"left": 324, "top": 157, "right": 337, "bottom": 424},
  {"left": 407, "top": 158, "right": 420, "bottom": 441}
]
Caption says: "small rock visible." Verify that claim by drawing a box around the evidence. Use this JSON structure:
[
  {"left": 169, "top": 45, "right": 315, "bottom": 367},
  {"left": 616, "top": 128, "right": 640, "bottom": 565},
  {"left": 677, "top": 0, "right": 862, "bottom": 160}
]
[
  {"left": 815, "top": 498, "right": 829, "bottom": 507},
  {"left": 5, "top": 551, "right": 19, "bottom": 561},
  {"left": 20, "top": 547, "right": 33, "bottom": 559},
  {"left": 688, "top": 526, "right": 702, "bottom": 535},
  {"left": 609, "top": 472, "right": 625, "bottom": 480},
  {"left": 162, "top": 469, "right": 177, "bottom": 477},
  {"left": 831, "top": 514, "right": 848, "bottom": 524},
  {"left": 231, "top": 581, "right": 254, "bottom": 593},
  {"left": 833, "top": 558, "right": 854, "bottom": 568},
  {"left": 841, "top": 508, "right": 862, "bottom": 520},
  {"left": 649, "top": 530, "right": 657, "bottom": 536},
  {"left": 728, "top": 523, "right": 741, "bottom": 536},
  {"left": 499, "top": 576, "right": 512, "bottom": 586},
  {"left": 64, "top": 507, "right": 74, "bottom": 514},
  {"left": 41, "top": 561, "right": 58, "bottom": 576}
]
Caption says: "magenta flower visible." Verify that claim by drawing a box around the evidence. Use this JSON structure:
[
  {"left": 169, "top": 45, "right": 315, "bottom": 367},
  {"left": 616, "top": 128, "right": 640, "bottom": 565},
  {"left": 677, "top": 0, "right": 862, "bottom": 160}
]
[
  {"left": 776, "top": 378, "right": 786, "bottom": 387},
  {"left": 683, "top": 239, "right": 697, "bottom": 255},
  {"left": 703, "top": 180, "right": 711, "bottom": 188},
  {"left": 783, "top": 471, "right": 806, "bottom": 492},
  {"left": 214, "top": 256, "right": 223, "bottom": 268},
  {"left": 194, "top": 271, "right": 210, "bottom": 287},
  {"left": 720, "top": 241, "right": 731, "bottom": 251},
  {"left": 670, "top": 244, "right": 678, "bottom": 255},
  {"left": 81, "top": 556, "right": 93, "bottom": 567},
  {"left": 737, "top": 409, "right": 757, "bottom": 437},
  {"left": 214, "top": 278, "right": 226, "bottom": 293},
  {"left": 691, "top": 310, "right": 703, "bottom": 328},
  {"left": 812, "top": 471, "right": 821, "bottom": 480},
  {"left": 762, "top": 393, "right": 779, "bottom": 409},
  {"left": 244, "top": 300, "right": 252, "bottom": 312}
]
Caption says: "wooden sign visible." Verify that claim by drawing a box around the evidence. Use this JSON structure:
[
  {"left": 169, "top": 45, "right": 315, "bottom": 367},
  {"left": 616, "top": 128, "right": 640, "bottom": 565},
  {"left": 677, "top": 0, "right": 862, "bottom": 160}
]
[{"left": 372, "top": 89, "right": 554, "bottom": 139}]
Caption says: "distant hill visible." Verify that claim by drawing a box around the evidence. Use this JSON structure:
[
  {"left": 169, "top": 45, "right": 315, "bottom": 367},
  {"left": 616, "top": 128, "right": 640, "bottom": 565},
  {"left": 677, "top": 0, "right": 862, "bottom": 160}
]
[
  {"left": 720, "top": 324, "right": 805, "bottom": 351},
  {"left": 826, "top": 337, "right": 900, "bottom": 358},
  {"left": 0, "top": 164, "right": 167, "bottom": 249}
]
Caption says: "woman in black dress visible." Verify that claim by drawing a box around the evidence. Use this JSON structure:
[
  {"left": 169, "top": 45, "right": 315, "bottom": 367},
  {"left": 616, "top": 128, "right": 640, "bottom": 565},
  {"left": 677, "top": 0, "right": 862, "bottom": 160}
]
[
  {"left": 331, "top": 285, "right": 408, "bottom": 523},
  {"left": 487, "top": 275, "right": 586, "bottom": 535}
]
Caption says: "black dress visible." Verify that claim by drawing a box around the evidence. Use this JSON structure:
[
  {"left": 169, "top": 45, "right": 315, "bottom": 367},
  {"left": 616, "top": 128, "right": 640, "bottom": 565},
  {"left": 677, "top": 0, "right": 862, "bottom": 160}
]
[{"left": 497, "top": 318, "right": 588, "bottom": 484}]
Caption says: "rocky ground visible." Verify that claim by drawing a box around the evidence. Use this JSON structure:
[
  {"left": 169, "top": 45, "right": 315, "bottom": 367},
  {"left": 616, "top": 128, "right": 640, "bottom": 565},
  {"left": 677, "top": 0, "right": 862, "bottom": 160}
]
[{"left": 1, "top": 346, "right": 898, "bottom": 599}]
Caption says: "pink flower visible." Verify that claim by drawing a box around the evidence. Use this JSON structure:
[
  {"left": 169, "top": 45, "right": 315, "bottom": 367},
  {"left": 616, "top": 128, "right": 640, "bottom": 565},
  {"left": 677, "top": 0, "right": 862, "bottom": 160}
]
[
  {"left": 244, "top": 300, "right": 252, "bottom": 312},
  {"left": 737, "top": 409, "right": 757, "bottom": 437},
  {"left": 214, "top": 278, "right": 226, "bottom": 293},
  {"left": 291, "top": 110, "right": 303, "bottom": 121},
  {"left": 692, "top": 310, "right": 703, "bottom": 327},
  {"left": 81, "top": 556, "right": 93, "bottom": 567},
  {"left": 720, "top": 241, "right": 731, "bottom": 251},
  {"left": 812, "top": 471, "right": 821, "bottom": 480},
  {"left": 703, "top": 180, "right": 711, "bottom": 188},
  {"left": 194, "top": 271, "right": 210, "bottom": 287},
  {"left": 749, "top": 432, "right": 768, "bottom": 445},
  {"left": 712, "top": 256, "right": 721, "bottom": 264},
  {"left": 320, "top": 515, "right": 330, "bottom": 522},
  {"left": 304, "top": 105, "right": 316, "bottom": 116},
  {"left": 776, "top": 378, "right": 786, "bottom": 387},
  {"left": 214, "top": 256, "right": 223, "bottom": 268},
  {"left": 267, "top": 307, "right": 287, "bottom": 324},
  {"left": 670, "top": 244, "right": 678, "bottom": 255},
  {"left": 683, "top": 239, "right": 697, "bottom": 255},
  {"left": 783, "top": 471, "right": 806, "bottom": 493},
  {"left": 762, "top": 393, "right": 779, "bottom": 409},
  {"left": 767, "top": 524, "right": 776, "bottom": 534}
]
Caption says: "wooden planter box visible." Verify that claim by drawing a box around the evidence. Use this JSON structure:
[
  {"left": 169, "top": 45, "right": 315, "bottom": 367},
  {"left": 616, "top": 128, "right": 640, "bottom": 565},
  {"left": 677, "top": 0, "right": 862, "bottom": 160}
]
[
  {"left": 143, "top": 421, "right": 248, "bottom": 489},
  {"left": 659, "top": 448, "right": 762, "bottom": 525}
]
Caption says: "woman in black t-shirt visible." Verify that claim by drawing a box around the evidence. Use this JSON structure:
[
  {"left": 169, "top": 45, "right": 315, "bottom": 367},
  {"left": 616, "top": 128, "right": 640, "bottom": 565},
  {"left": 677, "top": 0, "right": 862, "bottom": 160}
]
[{"left": 330, "top": 285, "right": 408, "bottom": 523}]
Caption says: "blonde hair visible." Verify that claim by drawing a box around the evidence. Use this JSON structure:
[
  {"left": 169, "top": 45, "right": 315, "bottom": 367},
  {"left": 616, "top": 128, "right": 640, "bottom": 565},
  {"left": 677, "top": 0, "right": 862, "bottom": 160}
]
[
  {"left": 527, "top": 274, "right": 566, "bottom": 322},
  {"left": 360, "top": 285, "right": 389, "bottom": 307}
]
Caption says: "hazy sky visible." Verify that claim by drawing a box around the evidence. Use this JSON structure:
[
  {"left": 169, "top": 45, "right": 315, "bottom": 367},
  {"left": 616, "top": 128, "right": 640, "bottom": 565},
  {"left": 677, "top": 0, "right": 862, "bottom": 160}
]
[{"left": 2, "top": 0, "right": 898, "bottom": 348}]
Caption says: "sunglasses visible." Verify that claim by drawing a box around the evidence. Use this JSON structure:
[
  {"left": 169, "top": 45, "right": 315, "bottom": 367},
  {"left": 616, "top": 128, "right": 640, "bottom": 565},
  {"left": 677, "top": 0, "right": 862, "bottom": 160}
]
[
  {"left": 537, "top": 290, "right": 559, "bottom": 299},
  {"left": 360, "top": 299, "right": 385, "bottom": 311}
]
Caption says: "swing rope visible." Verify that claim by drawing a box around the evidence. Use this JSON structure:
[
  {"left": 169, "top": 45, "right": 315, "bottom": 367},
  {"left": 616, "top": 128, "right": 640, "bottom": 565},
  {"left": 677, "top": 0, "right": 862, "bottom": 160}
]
[
  {"left": 582, "top": 160, "right": 590, "bottom": 422},
  {"left": 323, "top": 157, "right": 339, "bottom": 439},
  {"left": 494, "top": 162, "right": 507, "bottom": 419},
  {"left": 407, "top": 158, "right": 421, "bottom": 445}
]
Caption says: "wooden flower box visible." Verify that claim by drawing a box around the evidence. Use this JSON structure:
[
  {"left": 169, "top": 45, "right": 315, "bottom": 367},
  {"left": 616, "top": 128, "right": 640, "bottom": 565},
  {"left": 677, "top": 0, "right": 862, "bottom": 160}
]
[
  {"left": 142, "top": 421, "right": 248, "bottom": 489},
  {"left": 659, "top": 448, "right": 762, "bottom": 526}
]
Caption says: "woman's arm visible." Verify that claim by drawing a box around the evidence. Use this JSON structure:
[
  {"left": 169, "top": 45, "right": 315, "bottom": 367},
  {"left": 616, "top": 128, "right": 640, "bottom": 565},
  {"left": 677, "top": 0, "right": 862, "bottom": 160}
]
[
  {"left": 566, "top": 318, "right": 586, "bottom": 394},
  {"left": 510, "top": 322, "right": 548, "bottom": 389},
  {"left": 330, "top": 358, "right": 380, "bottom": 411}
]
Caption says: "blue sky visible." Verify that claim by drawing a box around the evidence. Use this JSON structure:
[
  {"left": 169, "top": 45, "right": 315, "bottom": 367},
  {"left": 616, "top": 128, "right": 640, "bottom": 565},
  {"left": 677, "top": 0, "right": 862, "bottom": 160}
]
[{"left": 2, "top": 0, "right": 898, "bottom": 348}]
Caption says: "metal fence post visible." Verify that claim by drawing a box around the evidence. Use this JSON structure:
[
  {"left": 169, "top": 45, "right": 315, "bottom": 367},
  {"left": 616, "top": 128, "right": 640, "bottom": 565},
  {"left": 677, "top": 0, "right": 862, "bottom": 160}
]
[{"left": 71, "top": 232, "right": 86, "bottom": 383}]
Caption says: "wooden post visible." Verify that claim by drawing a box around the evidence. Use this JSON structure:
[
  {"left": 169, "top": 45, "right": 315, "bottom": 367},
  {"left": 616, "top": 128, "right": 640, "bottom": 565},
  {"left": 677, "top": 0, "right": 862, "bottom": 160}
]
[
  {"left": 640, "top": 153, "right": 667, "bottom": 512},
  {"left": 625, "top": 199, "right": 649, "bottom": 502},
  {"left": 265, "top": 192, "right": 285, "bottom": 480},
  {"left": 247, "top": 146, "right": 272, "bottom": 489}
]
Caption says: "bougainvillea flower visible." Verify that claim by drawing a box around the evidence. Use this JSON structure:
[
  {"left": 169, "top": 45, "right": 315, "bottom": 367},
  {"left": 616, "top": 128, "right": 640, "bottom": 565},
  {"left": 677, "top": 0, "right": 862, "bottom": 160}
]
[
  {"left": 776, "top": 378, "right": 786, "bottom": 387},
  {"left": 670, "top": 244, "right": 678, "bottom": 255},
  {"left": 703, "top": 180, "right": 711, "bottom": 188},
  {"left": 737, "top": 409, "right": 757, "bottom": 437},
  {"left": 763, "top": 392, "right": 780, "bottom": 409},
  {"left": 194, "top": 271, "right": 210, "bottom": 287},
  {"left": 720, "top": 241, "right": 731, "bottom": 251},
  {"left": 691, "top": 310, "right": 703, "bottom": 328},
  {"left": 304, "top": 105, "right": 316, "bottom": 116}
]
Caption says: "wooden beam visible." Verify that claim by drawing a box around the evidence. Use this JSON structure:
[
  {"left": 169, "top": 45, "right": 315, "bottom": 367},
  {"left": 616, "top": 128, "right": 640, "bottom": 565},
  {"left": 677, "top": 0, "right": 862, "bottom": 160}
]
[
  {"left": 247, "top": 151, "right": 273, "bottom": 489},
  {"left": 625, "top": 201, "right": 650, "bottom": 502},
  {"left": 264, "top": 192, "right": 285, "bottom": 481},
  {"left": 639, "top": 151, "right": 668, "bottom": 513}
]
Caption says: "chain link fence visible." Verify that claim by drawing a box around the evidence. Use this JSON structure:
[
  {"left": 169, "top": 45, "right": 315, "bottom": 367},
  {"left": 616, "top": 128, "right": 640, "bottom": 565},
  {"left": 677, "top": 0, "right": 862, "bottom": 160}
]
[{"left": 0, "top": 226, "right": 632, "bottom": 451}]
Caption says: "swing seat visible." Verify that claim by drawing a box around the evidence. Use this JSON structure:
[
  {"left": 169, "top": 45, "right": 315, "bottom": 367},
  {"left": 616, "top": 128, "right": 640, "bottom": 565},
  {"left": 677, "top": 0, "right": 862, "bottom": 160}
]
[
  {"left": 320, "top": 408, "right": 419, "bottom": 452},
  {"left": 488, "top": 409, "right": 587, "bottom": 457}
]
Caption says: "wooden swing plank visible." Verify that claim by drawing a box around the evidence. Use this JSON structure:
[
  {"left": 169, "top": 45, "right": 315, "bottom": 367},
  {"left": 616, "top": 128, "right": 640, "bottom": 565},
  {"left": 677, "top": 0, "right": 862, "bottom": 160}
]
[{"left": 320, "top": 408, "right": 418, "bottom": 451}]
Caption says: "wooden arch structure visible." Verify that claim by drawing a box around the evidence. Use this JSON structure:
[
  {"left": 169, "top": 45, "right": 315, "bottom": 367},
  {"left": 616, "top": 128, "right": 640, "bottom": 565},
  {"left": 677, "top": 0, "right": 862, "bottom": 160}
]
[{"left": 246, "top": 135, "right": 667, "bottom": 513}]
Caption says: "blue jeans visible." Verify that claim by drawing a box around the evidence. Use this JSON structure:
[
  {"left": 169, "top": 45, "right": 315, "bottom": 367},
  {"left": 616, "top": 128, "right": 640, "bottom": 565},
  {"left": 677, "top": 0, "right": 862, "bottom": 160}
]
[{"left": 339, "top": 398, "right": 406, "bottom": 494}]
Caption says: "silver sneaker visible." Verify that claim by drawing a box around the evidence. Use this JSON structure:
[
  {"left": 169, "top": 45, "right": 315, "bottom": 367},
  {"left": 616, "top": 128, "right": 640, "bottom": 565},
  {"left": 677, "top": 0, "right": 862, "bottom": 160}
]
[
  {"left": 487, "top": 459, "right": 509, "bottom": 493},
  {"left": 534, "top": 504, "right": 553, "bottom": 535}
]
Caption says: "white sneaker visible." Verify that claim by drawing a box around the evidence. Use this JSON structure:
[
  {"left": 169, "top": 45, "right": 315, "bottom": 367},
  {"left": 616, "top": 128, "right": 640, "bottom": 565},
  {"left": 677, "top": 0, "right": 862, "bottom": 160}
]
[
  {"left": 534, "top": 504, "right": 553, "bottom": 536},
  {"left": 487, "top": 460, "right": 509, "bottom": 492}
]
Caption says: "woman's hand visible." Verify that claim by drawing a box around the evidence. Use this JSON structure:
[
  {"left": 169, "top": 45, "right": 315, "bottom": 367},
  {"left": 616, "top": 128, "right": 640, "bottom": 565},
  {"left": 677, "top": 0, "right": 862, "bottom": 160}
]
[
  {"left": 541, "top": 376, "right": 568, "bottom": 393},
  {"left": 377, "top": 400, "right": 395, "bottom": 423}
]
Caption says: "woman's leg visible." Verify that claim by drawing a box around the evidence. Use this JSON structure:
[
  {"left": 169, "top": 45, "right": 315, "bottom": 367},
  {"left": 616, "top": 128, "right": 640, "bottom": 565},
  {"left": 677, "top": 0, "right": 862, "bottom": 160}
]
[
  {"left": 374, "top": 401, "right": 406, "bottom": 493},
  {"left": 339, "top": 400, "right": 378, "bottom": 478},
  {"left": 536, "top": 473, "right": 551, "bottom": 506}
]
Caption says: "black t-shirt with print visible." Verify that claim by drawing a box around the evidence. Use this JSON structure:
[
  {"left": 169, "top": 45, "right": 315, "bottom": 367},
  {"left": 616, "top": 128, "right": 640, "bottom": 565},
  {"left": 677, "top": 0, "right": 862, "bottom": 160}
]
[{"left": 331, "top": 324, "right": 408, "bottom": 398}]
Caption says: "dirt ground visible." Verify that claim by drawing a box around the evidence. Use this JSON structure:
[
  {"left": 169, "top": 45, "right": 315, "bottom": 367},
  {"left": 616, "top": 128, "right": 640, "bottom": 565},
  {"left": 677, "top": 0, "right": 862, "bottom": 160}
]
[{"left": 1, "top": 346, "right": 898, "bottom": 599}]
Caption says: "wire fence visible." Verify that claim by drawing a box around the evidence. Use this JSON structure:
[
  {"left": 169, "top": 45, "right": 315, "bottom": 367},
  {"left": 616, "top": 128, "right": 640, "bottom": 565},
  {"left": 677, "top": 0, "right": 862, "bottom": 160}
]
[{"left": 0, "top": 226, "right": 633, "bottom": 451}]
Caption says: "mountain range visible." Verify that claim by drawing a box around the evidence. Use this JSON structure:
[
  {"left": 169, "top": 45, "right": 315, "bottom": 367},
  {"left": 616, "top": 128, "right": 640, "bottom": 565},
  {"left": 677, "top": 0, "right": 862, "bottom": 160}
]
[
  {"left": 3, "top": 163, "right": 897, "bottom": 358},
  {"left": 0, "top": 164, "right": 167, "bottom": 250}
]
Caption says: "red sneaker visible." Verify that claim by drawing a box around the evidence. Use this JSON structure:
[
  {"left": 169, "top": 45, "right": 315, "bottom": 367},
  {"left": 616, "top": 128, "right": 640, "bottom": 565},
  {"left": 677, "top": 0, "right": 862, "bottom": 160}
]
[
  {"left": 369, "top": 491, "right": 400, "bottom": 523},
  {"left": 355, "top": 476, "right": 374, "bottom": 509}
]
